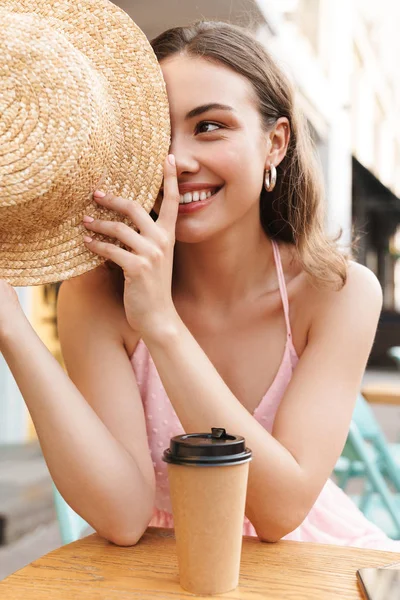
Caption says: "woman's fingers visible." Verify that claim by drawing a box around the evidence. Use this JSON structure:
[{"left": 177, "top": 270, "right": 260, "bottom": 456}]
[
  {"left": 157, "top": 155, "right": 180, "bottom": 230},
  {"left": 90, "top": 154, "right": 180, "bottom": 257},
  {"left": 83, "top": 217, "right": 153, "bottom": 255},
  {"left": 92, "top": 191, "right": 158, "bottom": 239},
  {"left": 83, "top": 235, "right": 137, "bottom": 271}
]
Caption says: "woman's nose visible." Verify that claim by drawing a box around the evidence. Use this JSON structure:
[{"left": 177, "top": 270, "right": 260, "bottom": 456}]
[{"left": 169, "top": 140, "right": 200, "bottom": 176}]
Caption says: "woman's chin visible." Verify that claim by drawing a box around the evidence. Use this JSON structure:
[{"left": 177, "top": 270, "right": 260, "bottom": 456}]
[{"left": 174, "top": 223, "right": 213, "bottom": 244}]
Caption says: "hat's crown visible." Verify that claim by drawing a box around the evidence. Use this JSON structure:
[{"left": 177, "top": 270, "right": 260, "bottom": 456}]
[{"left": 0, "top": 12, "right": 118, "bottom": 235}]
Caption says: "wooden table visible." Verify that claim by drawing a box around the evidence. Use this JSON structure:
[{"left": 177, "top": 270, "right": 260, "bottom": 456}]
[
  {"left": 1, "top": 528, "right": 400, "bottom": 599},
  {"left": 362, "top": 382, "right": 400, "bottom": 405}
]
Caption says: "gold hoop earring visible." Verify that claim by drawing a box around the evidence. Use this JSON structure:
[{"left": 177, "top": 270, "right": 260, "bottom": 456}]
[{"left": 264, "top": 164, "right": 277, "bottom": 192}]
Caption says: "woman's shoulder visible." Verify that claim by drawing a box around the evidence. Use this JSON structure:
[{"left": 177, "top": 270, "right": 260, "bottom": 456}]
[
  {"left": 280, "top": 236, "right": 381, "bottom": 303},
  {"left": 335, "top": 260, "right": 382, "bottom": 320},
  {"left": 60, "top": 263, "right": 121, "bottom": 296},
  {"left": 314, "top": 260, "right": 381, "bottom": 305},
  {"left": 344, "top": 260, "right": 382, "bottom": 297},
  {"left": 58, "top": 265, "right": 134, "bottom": 344},
  {"left": 281, "top": 241, "right": 382, "bottom": 337},
  {"left": 299, "top": 260, "right": 382, "bottom": 330}
]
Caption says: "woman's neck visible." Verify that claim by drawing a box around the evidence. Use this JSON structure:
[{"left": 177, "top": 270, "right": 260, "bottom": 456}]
[{"left": 172, "top": 226, "right": 276, "bottom": 311}]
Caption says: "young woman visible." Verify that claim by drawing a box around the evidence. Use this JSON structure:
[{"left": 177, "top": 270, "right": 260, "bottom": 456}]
[{"left": 1, "top": 21, "right": 398, "bottom": 551}]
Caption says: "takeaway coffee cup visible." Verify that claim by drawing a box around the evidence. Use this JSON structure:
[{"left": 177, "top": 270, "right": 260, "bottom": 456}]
[{"left": 163, "top": 427, "right": 252, "bottom": 595}]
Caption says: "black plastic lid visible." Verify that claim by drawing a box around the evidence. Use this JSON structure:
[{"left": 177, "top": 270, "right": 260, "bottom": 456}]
[{"left": 162, "top": 428, "right": 252, "bottom": 467}]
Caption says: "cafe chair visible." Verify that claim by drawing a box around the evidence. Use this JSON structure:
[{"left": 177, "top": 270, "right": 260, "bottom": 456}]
[
  {"left": 334, "top": 396, "right": 375, "bottom": 489},
  {"left": 334, "top": 395, "right": 400, "bottom": 493},
  {"left": 353, "top": 394, "right": 400, "bottom": 489},
  {"left": 52, "top": 484, "right": 91, "bottom": 545},
  {"left": 388, "top": 346, "right": 400, "bottom": 370},
  {"left": 333, "top": 395, "right": 400, "bottom": 538},
  {"left": 342, "top": 422, "right": 400, "bottom": 539}
]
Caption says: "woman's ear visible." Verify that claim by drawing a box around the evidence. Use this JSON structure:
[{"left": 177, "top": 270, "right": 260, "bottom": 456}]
[{"left": 264, "top": 117, "right": 290, "bottom": 170}]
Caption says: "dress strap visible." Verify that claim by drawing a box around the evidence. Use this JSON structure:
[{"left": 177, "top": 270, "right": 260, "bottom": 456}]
[{"left": 271, "top": 240, "right": 292, "bottom": 339}]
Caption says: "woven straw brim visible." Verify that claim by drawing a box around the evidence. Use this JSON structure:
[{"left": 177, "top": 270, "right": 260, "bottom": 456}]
[{"left": 0, "top": 0, "right": 170, "bottom": 286}]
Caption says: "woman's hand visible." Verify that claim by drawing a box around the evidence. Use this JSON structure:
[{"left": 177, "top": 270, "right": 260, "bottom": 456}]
[{"left": 82, "top": 155, "right": 180, "bottom": 340}]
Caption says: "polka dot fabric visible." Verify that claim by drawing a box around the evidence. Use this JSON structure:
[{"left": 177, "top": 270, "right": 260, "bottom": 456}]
[
  {"left": 130, "top": 241, "right": 400, "bottom": 551},
  {"left": 131, "top": 337, "right": 184, "bottom": 517},
  {"left": 131, "top": 331, "right": 297, "bottom": 531}
]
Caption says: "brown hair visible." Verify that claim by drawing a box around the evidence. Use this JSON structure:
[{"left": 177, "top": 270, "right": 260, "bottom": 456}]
[{"left": 150, "top": 20, "right": 348, "bottom": 288}]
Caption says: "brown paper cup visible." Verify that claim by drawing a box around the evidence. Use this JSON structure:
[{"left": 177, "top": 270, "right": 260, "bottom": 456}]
[{"left": 167, "top": 460, "right": 250, "bottom": 595}]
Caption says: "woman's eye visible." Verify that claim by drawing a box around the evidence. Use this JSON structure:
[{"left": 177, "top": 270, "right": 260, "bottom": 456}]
[{"left": 195, "top": 121, "right": 222, "bottom": 134}]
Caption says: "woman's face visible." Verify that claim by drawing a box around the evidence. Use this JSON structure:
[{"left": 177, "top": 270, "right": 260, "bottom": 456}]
[{"left": 155, "top": 54, "right": 270, "bottom": 244}]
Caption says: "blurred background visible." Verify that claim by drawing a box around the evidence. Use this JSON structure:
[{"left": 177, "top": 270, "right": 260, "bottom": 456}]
[{"left": 1, "top": 0, "right": 400, "bottom": 579}]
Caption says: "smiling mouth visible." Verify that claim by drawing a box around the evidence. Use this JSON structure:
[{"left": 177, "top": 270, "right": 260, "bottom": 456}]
[
  {"left": 156, "top": 185, "right": 223, "bottom": 207},
  {"left": 178, "top": 186, "right": 223, "bottom": 205}
]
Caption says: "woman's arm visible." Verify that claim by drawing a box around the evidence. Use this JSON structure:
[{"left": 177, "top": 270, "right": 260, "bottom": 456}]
[
  {"left": 142, "top": 263, "right": 382, "bottom": 542},
  {"left": 0, "top": 270, "right": 155, "bottom": 546}
]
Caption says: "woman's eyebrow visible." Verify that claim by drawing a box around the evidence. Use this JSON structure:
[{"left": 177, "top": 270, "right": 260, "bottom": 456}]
[{"left": 185, "top": 103, "right": 234, "bottom": 120}]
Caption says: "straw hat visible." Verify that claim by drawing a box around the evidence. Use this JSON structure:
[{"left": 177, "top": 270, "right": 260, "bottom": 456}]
[{"left": 0, "top": 0, "right": 171, "bottom": 286}]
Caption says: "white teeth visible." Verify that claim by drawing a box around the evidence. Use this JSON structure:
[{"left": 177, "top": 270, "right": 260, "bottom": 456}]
[{"left": 179, "top": 188, "right": 219, "bottom": 204}]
